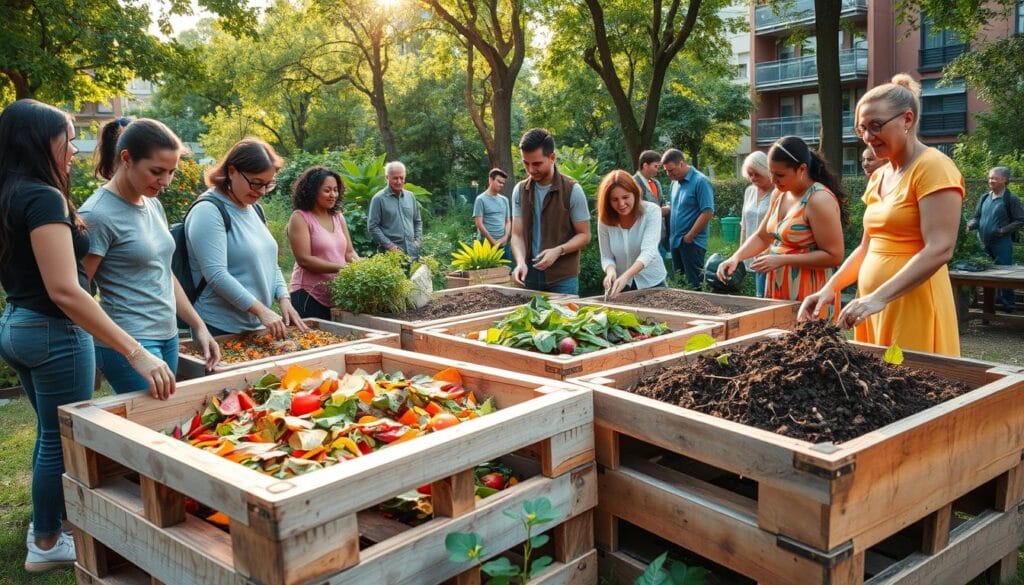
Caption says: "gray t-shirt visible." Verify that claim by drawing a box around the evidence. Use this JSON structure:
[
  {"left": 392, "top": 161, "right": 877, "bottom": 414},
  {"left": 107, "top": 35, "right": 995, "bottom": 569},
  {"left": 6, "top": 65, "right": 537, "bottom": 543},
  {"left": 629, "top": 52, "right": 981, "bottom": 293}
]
[
  {"left": 512, "top": 182, "right": 590, "bottom": 258},
  {"left": 79, "top": 187, "right": 177, "bottom": 343},
  {"left": 473, "top": 191, "right": 511, "bottom": 240},
  {"left": 185, "top": 189, "right": 288, "bottom": 333}
]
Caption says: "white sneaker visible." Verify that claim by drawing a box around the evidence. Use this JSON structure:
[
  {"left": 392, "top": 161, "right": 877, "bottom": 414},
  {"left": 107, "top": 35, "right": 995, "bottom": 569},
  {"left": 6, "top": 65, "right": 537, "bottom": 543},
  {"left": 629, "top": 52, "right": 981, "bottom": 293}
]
[
  {"left": 27, "top": 521, "right": 73, "bottom": 545},
  {"left": 25, "top": 531, "right": 76, "bottom": 572}
]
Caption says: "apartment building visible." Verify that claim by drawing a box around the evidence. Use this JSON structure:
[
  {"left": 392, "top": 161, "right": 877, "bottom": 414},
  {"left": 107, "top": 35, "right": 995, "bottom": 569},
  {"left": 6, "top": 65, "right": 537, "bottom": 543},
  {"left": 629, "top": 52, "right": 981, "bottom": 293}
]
[
  {"left": 69, "top": 78, "right": 158, "bottom": 157},
  {"left": 748, "top": 0, "right": 1024, "bottom": 174}
]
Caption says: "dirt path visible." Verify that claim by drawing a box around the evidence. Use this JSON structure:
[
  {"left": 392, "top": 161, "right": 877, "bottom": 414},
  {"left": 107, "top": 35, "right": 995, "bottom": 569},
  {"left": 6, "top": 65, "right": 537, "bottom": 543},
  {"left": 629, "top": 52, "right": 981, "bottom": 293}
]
[{"left": 959, "top": 318, "right": 1023, "bottom": 366}]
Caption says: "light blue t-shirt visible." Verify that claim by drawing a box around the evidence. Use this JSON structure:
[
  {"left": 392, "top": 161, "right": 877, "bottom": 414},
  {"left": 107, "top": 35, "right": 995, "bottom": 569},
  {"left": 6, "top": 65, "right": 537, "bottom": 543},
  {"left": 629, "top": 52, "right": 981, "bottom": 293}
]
[
  {"left": 472, "top": 191, "right": 511, "bottom": 241},
  {"left": 512, "top": 181, "right": 590, "bottom": 258},
  {"left": 184, "top": 189, "right": 288, "bottom": 333},
  {"left": 79, "top": 188, "right": 178, "bottom": 343},
  {"left": 669, "top": 167, "right": 715, "bottom": 250}
]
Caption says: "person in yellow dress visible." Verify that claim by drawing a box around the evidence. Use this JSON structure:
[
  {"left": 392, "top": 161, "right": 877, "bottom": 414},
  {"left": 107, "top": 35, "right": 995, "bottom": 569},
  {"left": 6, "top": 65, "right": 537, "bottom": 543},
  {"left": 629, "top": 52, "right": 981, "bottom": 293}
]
[{"left": 799, "top": 74, "right": 964, "bottom": 356}]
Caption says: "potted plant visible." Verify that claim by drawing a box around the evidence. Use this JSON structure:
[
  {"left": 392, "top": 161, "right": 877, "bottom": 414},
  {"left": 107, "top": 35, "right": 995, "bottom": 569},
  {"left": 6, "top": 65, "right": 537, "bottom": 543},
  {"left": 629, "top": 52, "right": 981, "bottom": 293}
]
[{"left": 447, "top": 240, "right": 511, "bottom": 288}]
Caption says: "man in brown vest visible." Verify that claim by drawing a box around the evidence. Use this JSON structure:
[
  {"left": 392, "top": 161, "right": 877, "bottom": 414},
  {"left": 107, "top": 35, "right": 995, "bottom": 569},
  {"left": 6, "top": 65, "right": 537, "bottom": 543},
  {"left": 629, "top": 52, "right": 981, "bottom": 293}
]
[{"left": 510, "top": 128, "right": 591, "bottom": 295}]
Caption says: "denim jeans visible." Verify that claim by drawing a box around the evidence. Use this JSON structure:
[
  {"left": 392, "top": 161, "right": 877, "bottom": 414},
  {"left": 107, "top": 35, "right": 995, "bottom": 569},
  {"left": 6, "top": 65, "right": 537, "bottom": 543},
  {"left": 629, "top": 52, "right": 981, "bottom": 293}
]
[
  {"left": 0, "top": 304, "right": 94, "bottom": 537},
  {"left": 290, "top": 289, "right": 332, "bottom": 320},
  {"left": 671, "top": 243, "right": 707, "bottom": 290},
  {"left": 524, "top": 265, "right": 579, "bottom": 296},
  {"left": 984, "top": 236, "right": 1017, "bottom": 309},
  {"left": 755, "top": 272, "right": 768, "bottom": 298},
  {"left": 96, "top": 337, "right": 178, "bottom": 394}
]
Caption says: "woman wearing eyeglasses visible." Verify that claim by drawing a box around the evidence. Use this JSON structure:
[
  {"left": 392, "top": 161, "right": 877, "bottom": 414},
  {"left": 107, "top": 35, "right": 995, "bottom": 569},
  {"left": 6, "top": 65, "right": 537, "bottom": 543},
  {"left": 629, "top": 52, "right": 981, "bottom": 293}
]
[
  {"left": 717, "top": 135, "right": 847, "bottom": 304},
  {"left": 799, "top": 74, "right": 964, "bottom": 356},
  {"left": 185, "top": 138, "right": 305, "bottom": 339}
]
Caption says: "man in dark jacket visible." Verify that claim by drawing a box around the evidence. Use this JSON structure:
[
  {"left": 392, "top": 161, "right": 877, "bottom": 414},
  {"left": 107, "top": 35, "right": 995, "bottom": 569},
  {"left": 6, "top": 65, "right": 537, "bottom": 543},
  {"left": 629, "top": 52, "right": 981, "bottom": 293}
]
[{"left": 966, "top": 166, "right": 1023, "bottom": 311}]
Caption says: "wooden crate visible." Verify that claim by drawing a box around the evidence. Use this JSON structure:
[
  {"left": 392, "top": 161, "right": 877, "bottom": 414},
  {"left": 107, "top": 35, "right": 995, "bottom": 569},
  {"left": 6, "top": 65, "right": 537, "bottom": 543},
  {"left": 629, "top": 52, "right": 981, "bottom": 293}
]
[
  {"left": 573, "top": 330, "right": 1024, "bottom": 585},
  {"left": 330, "top": 284, "right": 574, "bottom": 349},
  {"left": 446, "top": 266, "right": 511, "bottom": 288},
  {"left": 582, "top": 288, "right": 797, "bottom": 338},
  {"left": 176, "top": 318, "right": 399, "bottom": 380},
  {"left": 411, "top": 302, "right": 725, "bottom": 380},
  {"left": 61, "top": 344, "right": 597, "bottom": 585}
]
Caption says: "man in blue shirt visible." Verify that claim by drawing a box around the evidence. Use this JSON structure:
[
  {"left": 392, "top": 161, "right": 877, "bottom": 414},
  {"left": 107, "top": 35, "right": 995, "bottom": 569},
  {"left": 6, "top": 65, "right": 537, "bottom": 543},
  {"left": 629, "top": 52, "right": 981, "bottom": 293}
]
[
  {"left": 662, "top": 148, "right": 714, "bottom": 290},
  {"left": 966, "top": 166, "right": 1023, "bottom": 312}
]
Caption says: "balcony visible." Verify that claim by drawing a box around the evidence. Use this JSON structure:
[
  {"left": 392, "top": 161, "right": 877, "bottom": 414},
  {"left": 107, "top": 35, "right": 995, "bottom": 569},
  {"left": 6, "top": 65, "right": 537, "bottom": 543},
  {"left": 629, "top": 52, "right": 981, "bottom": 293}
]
[
  {"left": 755, "top": 48, "right": 868, "bottom": 91},
  {"left": 919, "top": 43, "right": 968, "bottom": 72},
  {"left": 919, "top": 111, "right": 967, "bottom": 136},
  {"left": 756, "top": 113, "right": 856, "bottom": 144},
  {"left": 755, "top": 0, "right": 867, "bottom": 34}
]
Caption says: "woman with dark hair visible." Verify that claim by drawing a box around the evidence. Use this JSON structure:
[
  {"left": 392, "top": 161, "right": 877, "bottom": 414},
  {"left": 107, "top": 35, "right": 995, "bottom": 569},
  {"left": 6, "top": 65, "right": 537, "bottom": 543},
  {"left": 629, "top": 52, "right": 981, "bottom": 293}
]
[
  {"left": 80, "top": 118, "right": 220, "bottom": 394},
  {"left": 800, "top": 75, "right": 964, "bottom": 356},
  {"left": 0, "top": 100, "right": 173, "bottom": 571},
  {"left": 185, "top": 138, "right": 304, "bottom": 338},
  {"left": 596, "top": 169, "right": 667, "bottom": 298},
  {"left": 286, "top": 166, "right": 360, "bottom": 319},
  {"left": 717, "top": 135, "right": 846, "bottom": 304}
]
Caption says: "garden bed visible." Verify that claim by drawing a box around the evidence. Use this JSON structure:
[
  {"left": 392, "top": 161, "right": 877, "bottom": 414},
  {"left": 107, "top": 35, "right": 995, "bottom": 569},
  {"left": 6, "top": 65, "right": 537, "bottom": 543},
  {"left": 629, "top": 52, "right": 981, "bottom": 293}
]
[
  {"left": 411, "top": 300, "right": 724, "bottom": 380},
  {"left": 574, "top": 328, "right": 1024, "bottom": 584},
  {"left": 176, "top": 318, "right": 399, "bottom": 380},
  {"left": 331, "top": 284, "right": 573, "bottom": 349},
  {"left": 60, "top": 344, "right": 596, "bottom": 585},
  {"left": 446, "top": 266, "right": 511, "bottom": 288},
  {"left": 583, "top": 288, "right": 797, "bottom": 338}
]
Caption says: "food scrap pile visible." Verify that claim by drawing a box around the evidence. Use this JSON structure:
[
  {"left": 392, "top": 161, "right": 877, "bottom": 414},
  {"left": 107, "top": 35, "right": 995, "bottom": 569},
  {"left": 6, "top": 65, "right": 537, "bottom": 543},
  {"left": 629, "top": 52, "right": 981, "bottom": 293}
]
[{"left": 204, "top": 329, "right": 357, "bottom": 364}]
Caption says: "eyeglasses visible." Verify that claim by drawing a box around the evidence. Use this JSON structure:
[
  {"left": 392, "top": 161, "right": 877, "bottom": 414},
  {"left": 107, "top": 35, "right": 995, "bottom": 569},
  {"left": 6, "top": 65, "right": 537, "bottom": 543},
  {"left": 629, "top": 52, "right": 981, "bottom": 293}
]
[
  {"left": 855, "top": 111, "right": 905, "bottom": 139},
  {"left": 238, "top": 170, "right": 277, "bottom": 193}
]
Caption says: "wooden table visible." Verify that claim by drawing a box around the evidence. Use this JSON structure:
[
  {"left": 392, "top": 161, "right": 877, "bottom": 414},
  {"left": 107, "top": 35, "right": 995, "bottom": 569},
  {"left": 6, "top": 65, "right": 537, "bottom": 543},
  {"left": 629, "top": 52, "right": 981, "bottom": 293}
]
[{"left": 948, "top": 265, "right": 1024, "bottom": 328}]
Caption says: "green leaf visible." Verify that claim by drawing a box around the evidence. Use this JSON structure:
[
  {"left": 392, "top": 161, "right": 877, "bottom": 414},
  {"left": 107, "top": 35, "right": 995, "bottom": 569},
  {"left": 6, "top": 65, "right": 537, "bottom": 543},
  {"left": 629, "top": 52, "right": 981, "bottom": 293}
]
[
  {"left": 883, "top": 344, "right": 904, "bottom": 366},
  {"left": 668, "top": 561, "right": 710, "bottom": 585},
  {"left": 481, "top": 557, "right": 519, "bottom": 578},
  {"left": 684, "top": 334, "right": 717, "bottom": 353},
  {"left": 529, "top": 555, "right": 554, "bottom": 577},
  {"left": 532, "top": 330, "right": 557, "bottom": 353},
  {"left": 522, "top": 497, "right": 558, "bottom": 525},
  {"left": 634, "top": 552, "right": 670, "bottom": 585},
  {"left": 445, "top": 532, "right": 484, "bottom": 563},
  {"left": 529, "top": 534, "right": 550, "bottom": 548},
  {"left": 715, "top": 353, "right": 731, "bottom": 366},
  {"left": 263, "top": 390, "right": 293, "bottom": 413}
]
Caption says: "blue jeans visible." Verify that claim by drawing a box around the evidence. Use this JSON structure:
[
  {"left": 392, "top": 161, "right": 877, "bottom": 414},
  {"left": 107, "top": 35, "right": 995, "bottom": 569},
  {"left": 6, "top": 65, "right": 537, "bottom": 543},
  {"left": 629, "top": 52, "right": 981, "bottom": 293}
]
[
  {"left": 755, "top": 272, "right": 767, "bottom": 298},
  {"left": 984, "top": 236, "right": 1017, "bottom": 309},
  {"left": 96, "top": 337, "right": 178, "bottom": 394},
  {"left": 0, "top": 304, "right": 94, "bottom": 537},
  {"left": 524, "top": 265, "right": 579, "bottom": 296},
  {"left": 671, "top": 243, "right": 707, "bottom": 290}
]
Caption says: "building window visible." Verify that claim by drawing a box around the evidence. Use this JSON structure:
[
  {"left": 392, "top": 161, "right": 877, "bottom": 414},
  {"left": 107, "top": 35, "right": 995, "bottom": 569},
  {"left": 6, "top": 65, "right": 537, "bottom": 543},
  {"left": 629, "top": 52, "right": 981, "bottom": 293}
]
[
  {"left": 919, "top": 15, "right": 967, "bottom": 71},
  {"left": 930, "top": 143, "right": 955, "bottom": 156},
  {"left": 735, "top": 63, "right": 748, "bottom": 80},
  {"left": 779, "top": 96, "right": 796, "bottom": 118},
  {"left": 842, "top": 147, "right": 859, "bottom": 176},
  {"left": 919, "top": 78, "right": 967, "bottom": 136},
  {"left": 97, "top": 101, "right": 114, "bottom": 114}
]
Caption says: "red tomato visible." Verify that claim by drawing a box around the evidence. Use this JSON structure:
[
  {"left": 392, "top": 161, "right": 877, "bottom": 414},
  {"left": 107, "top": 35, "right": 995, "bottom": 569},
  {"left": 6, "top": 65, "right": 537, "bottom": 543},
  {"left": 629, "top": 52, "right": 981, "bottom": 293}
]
[
  {"left": 357, "top": 441, "right": 373, "bottom": 455},
  {"left": 290, "top": 393, "right": 321, "bottom": 416},
  {"left": 237, "top": 391, "right": 257, "bottom": 411},
  {"left": 479, "top": 472, "right": 505, "bottom": 490},
  {"left": 416, "top": 484, "right": 432, "bottom": 495},
  {"left": 428, "top": 413, "right": 460, "bottom": 431}
]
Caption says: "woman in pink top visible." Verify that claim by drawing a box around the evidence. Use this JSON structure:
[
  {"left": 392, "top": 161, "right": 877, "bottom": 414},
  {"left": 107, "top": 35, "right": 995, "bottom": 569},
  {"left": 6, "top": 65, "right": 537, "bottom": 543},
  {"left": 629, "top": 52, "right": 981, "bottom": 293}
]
[{"left": 287, "top": 167, "right": 360, "bottom": 319}]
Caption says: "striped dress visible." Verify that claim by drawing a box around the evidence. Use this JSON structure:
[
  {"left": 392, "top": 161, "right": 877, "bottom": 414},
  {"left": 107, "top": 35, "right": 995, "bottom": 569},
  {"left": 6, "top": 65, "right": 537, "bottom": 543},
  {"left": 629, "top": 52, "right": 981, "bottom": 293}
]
[{"left": 764, "top": 182, "right": 839, "bottom": 304}]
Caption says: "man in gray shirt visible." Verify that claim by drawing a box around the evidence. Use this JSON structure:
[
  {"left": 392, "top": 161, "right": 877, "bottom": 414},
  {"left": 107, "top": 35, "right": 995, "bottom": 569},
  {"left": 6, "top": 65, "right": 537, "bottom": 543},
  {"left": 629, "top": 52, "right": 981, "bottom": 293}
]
[
  {"left": 473, "top": 168, "right": 511, "bottom": 260},
  {"left": 966, "top": 166, "right": 1023, "bottom": 312},
  {"left": 368, "top": 161, "right": 423, "bottom": 258}
]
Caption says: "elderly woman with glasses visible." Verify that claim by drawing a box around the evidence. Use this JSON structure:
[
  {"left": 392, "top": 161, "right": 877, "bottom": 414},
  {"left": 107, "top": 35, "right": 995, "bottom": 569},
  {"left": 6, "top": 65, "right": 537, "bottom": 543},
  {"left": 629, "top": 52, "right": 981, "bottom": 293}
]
[
  {"left": 717, "top": 135, "right": 847, "bottom": 304},
  {"left": 185, "top": 138, "right": 306, "bottom": 338},
  {"left": 799, "top": 74, "right": 964, "bottom": 356}
]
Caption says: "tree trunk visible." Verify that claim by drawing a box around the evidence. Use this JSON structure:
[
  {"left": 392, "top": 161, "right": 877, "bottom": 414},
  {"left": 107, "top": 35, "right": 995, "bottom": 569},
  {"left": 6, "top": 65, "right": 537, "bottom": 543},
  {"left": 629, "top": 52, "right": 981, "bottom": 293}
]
[
  {"left": 374, "top": 94, "right": 398, "bottom": 161},
  {"left": 814, "top": 0, "right": 844, "bottom": 180},
  {"left": 490, "top": 76, "right": 515, "bottom": 191}
]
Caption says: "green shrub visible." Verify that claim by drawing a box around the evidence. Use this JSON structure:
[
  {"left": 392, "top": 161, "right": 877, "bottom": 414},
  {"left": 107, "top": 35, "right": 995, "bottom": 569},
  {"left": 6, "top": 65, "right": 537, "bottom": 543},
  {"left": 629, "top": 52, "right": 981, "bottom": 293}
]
[{"left": 329, "top": 252, "right": 417, "bottom": 314}]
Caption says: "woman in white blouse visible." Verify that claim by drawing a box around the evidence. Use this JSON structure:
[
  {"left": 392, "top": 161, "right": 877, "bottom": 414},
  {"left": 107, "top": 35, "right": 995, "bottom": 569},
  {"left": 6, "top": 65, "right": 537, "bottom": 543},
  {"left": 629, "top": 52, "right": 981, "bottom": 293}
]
[
  {"left": 739, "top": 151, "right": 774, "bottom": 297},
  {"left": 597, "top": 170, "right": 668, "bottom": 298}
]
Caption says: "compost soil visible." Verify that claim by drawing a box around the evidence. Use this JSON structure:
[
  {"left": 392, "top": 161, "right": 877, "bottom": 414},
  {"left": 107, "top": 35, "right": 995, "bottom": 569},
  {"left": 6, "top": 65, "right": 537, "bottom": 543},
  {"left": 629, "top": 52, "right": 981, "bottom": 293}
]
[
  {"left": 608, "top": 288, "right": 746, "bottom": 315},
  {"left": 632, "top": 320, "right": 970, "bottom": 443},
  {"left": 388, "top": 288, "right": 533, "bottom": 320}
]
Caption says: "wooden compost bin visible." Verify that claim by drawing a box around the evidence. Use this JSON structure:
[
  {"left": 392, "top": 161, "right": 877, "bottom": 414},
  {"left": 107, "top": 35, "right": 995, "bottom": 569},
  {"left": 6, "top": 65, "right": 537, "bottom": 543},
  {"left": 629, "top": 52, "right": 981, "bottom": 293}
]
[
  {"left": 176, "top": 317, "right": 399, "bottom": 380},
  {"left": 330, "top": 284, "right": 573, "bottom": 350},
  {"left": 61, "top": 344, "right": 597, "bottom": 585},
  {"left": 411, "top": 302, "right": 725, "bottom": 380},
  {"left": 572, "top": 330, "right": 1024, "bottom": 585},
  {"left": 582, "top": 288, "right": 798, "bottom": 339}
]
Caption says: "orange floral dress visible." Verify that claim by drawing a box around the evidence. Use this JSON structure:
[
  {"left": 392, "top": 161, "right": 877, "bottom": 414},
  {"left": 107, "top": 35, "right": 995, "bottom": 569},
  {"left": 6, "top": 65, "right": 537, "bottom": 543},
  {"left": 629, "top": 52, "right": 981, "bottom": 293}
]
[
  {"left": 764, "top": 182, "right": 840, "bottom": 305},
  {"left": 855, "top": 148, "right": 964, "bottom": 356}
]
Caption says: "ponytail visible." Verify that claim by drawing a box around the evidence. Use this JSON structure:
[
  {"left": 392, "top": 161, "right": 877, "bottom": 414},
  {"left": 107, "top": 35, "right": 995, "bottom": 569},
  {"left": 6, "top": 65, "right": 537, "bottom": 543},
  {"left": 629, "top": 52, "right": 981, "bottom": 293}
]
[
  {"left": 769, "top": 135, "right": 849, "bottom": 227},
  {"left": 94, "top": 117, "right": 130, "bottom": 180}
]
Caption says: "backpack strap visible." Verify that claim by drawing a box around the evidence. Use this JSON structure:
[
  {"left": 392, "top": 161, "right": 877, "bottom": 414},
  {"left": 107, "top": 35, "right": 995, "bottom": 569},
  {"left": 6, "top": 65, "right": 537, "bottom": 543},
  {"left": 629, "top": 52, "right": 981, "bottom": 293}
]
[{"left": 185, "top": 195, "right": 233, "bottom": 301}]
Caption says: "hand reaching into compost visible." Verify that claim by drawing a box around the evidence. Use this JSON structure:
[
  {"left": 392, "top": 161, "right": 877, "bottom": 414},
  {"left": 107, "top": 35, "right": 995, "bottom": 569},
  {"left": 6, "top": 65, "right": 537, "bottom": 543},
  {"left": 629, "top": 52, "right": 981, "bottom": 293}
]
[{"left": 127, "top": 345, "right": 175, "bottom": 400}]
